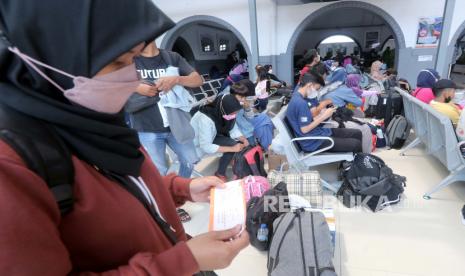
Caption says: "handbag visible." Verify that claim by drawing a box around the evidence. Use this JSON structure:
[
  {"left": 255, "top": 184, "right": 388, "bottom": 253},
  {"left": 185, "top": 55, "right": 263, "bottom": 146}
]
[
  {"left": 242, "top": 176, "right": 270, "bottom": 203},
  {"left": 267, "top": 165, "right": 323, "bottom": 209}
]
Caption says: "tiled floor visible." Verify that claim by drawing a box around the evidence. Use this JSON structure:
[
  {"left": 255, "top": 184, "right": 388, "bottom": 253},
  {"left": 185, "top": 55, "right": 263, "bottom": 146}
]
[{"left": 183, "top": 145, "right": 465, "bottom": 276}]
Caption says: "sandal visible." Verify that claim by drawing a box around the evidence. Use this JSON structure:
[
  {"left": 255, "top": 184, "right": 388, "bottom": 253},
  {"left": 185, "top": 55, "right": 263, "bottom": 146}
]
[{"left": 177, "top": 208, "right": 191, "bottom": 223}]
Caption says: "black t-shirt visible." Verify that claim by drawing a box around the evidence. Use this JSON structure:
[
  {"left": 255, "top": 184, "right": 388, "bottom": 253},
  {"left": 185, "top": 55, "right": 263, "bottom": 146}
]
[{"left": 125, "top": 50, "right": 195, "bottom": 133}]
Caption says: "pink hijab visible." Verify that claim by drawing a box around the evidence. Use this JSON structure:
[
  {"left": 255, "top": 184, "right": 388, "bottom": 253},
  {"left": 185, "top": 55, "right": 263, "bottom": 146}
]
[{"left": 371, "top": 61, "right": 385, "bottom": 81}]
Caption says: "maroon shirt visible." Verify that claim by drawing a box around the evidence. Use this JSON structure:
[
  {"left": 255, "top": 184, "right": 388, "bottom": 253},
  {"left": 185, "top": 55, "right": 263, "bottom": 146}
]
[{"left": 0, "top": 140, "right": 199, "bottom": 275}]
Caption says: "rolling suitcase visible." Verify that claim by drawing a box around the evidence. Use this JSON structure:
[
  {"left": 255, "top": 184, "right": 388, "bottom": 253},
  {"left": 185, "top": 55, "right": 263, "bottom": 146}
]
[{"left": 375, "top": 89, "right": 403, "bottom": 126}]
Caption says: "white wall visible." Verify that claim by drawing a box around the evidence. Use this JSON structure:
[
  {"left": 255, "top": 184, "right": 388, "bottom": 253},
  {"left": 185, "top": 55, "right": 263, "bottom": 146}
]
[
  {"left": 152, "top": 0, "right": 452, "bottom": 84},
  {"left": 153, "top": 0, "right": 251, "bottom": 52},
  {"left": 448, "top": 0, "right": 465, "bottom": 45},
  {"left": 154, "top": 0, "right": 446, "bottom": 55},
  {"left": 177, "top": 25, "right": 240, "bottom": 61},
  {"left": 272, "top": 0, "right": 446, "bottom": 55}
]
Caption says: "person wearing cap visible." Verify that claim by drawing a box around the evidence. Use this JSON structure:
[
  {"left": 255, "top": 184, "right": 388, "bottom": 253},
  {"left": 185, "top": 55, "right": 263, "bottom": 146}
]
[{"left": 430, "top": 79, "right": 460, "bottom": 125}]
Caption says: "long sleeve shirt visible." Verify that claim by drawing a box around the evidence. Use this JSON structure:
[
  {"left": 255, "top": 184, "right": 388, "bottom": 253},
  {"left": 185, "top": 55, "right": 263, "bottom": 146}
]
[
  {"left": 190, "top": 112, "right": 243, "bottom": 158},
  {"left": 0, "top": 140, "right": 199, "bottom": 275}
]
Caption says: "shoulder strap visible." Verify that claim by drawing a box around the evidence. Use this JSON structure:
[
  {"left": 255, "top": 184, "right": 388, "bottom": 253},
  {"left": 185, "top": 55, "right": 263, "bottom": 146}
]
[{"left": 0, "top": 103, "right": 74, "bottom": 215}]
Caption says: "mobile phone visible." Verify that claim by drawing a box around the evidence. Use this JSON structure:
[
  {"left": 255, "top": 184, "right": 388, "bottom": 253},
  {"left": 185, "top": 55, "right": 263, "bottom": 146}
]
[{"left": 142, "top": 80, "right": 155, "bottom": 86}]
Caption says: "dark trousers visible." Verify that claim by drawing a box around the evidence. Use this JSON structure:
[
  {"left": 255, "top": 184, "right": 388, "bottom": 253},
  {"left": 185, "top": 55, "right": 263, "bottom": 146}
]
[
  {"left": 255, "top": 98, "right": 269, "bottom": 112},
  {"left": 213, "top": 135, "right": 238, "bottom": 176},
  {"left": 318, "top": 128, "right": 363, "bottom": 153}
]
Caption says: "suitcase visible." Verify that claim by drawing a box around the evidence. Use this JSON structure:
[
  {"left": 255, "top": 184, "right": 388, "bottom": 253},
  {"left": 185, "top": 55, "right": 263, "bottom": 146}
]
[{"left": 375, "top": 89, "right": 403, "bottom": 126}]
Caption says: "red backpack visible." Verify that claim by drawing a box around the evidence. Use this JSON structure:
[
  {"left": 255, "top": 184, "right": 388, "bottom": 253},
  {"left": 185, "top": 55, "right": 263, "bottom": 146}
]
[{"left": 232, "top": 146, "right": 267, "bottom": 179}]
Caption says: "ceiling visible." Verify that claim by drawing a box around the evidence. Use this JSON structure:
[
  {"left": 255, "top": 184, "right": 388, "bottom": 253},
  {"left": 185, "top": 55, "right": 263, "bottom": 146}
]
[{"left": 304, "top": 7, "right": 387, "bottom": 31}]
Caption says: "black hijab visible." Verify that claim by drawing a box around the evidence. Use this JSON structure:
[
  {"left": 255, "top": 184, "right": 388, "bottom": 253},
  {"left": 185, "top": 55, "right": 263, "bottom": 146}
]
[
  {"left": 0, "top": 0, "right": 175, "bottom": 177},
  {"left": 201, "top": 94, "right": 242, "bottom": 136}
]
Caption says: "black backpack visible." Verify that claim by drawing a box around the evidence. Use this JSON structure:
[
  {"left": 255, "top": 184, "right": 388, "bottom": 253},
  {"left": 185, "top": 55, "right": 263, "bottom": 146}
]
[
  {"left": 0, "top": 104, "right": 74, "bottom": 215},
  {"left": 246, "top": 182, "right": 288, "bottom": 251},
  {"left": 337, "top": 153, "right": 406, "bottom": 212},
  {"left": 331, "top": 107, "right": 365, "bottom": 128},
  {"left": 232, "top": 145, "right": 267, "bottom": 179}
]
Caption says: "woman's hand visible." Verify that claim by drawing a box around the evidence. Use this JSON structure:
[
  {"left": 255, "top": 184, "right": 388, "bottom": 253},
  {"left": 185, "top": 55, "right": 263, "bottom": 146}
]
[
  {"left": 187, "top": 225, "right": 250, "bottom": 271},
  {"left": 189, "top": 176, "right": 225, "bottom": 202},
  {"left": 230, "top": 143, "right": 245, "bottom": 153},
  {"left": 238, "top": 136, "right": 250, "bottom": 147}
]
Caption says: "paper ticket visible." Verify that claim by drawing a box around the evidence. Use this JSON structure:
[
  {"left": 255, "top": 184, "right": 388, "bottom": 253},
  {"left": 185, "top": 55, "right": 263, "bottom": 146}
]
[{"left": 208, "top": 180, "right": 247, "bottom": 231}]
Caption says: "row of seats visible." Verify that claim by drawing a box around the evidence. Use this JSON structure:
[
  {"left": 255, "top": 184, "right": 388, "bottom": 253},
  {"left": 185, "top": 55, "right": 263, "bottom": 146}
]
[
  {"left": 272, "top": 85, "right": 465, "bottom": 198},
  {"left": 272, "top": 105, "right": 353, "bottom": 192},
  {"left": 397, "top": 88, "right": 465, "bottom": 199}
]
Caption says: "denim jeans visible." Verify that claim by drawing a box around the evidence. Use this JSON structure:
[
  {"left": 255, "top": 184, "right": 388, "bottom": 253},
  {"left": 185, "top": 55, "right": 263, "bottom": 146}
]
[{"left": 138, "top": 132, "right": 199, "bottom": 178}]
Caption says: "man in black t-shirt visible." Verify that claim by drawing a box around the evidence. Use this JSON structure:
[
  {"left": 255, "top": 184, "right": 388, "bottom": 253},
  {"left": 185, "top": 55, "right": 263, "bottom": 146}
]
[{"left": 125, "top": 42, "right": 203, "bottom": 180}]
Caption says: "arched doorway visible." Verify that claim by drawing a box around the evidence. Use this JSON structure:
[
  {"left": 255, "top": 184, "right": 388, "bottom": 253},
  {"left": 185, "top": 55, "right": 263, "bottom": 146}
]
[
  {"left": 161, "top": 15, "right": 251, "bottom": 78},
  {"left": 172, "top": 37, "right": 195, "bottom": 67},
  {"left": 286, "top": 1, "right": 406, "bottom": 83},
  {"left": 315, "top": 35, "right": 363, "bottom": 60}
]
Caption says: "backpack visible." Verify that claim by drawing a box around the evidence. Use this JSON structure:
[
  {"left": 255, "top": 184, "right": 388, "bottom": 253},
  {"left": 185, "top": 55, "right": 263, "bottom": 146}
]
[
  {"left": 386, "top": 115, "right": 411, "bottom": 149},
  {"left": 331, "top": 107, "right": 364, "bottom": 128},
  {"left": 242, "top": 175, "right": 271, "bottom": 203},
  {"left": 267, "top": 209, "right": 336, "bottom": 276},
  {"left": 0, "top": 104, "right": 74, "bottom": 215},
  {"left": 232, "top": 145, "right": 267, "bottom": 179},
  {"left": 332, "top": 107, "right": 373, "bottom": 153},
  {"left": 246, "top": 182, "right": 288, "bottom": 251},
  {"left": 337, "top": 153, "right": 406, "bottom": 212}
]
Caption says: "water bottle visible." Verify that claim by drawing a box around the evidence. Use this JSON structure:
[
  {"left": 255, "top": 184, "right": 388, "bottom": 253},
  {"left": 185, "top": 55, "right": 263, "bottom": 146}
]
[
  {"left": 376, "top": 128, "right": 384, "bottom": 139},
  {"left": 257, "top": 224, "right": 269, "bottom": 242}
]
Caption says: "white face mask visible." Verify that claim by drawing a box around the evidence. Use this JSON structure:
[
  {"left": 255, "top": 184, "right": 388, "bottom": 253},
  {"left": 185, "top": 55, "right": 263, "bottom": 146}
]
[
  {"left": 9, "top": 47, "right": 140, "bottom": 114},
  {"left": 268, "top": 69, "right": 273, "bottom": 74},
  {"left": 307, "top": 86, "right": 319, "bottom": 99}
]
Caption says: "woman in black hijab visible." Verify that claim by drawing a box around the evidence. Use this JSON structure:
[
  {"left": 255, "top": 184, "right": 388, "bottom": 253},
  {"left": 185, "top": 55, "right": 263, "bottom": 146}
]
[
  {"left": 198, "top": 94, "right": 247, "bottom": 181},
  {"left": 0, "top": 0, "right": 248, "bottom": 274}
]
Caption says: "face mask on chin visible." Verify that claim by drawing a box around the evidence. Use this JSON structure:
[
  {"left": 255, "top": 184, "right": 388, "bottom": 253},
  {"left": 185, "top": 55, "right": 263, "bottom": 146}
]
[{"left": 8, "top": 46, "right": 140, "bottom": 114}]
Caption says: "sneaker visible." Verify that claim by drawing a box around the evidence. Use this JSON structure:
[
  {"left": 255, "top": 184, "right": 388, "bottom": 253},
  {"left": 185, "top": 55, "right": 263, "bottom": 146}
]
[
  {"left": 177, "top": 208, "right": 191, "bottom": 223},
  {"left": 462, "top": 205, "right": 465, "bottom": 225},
  {"left": 214, "top": 173, "right": 228, "bottom": 182}
]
